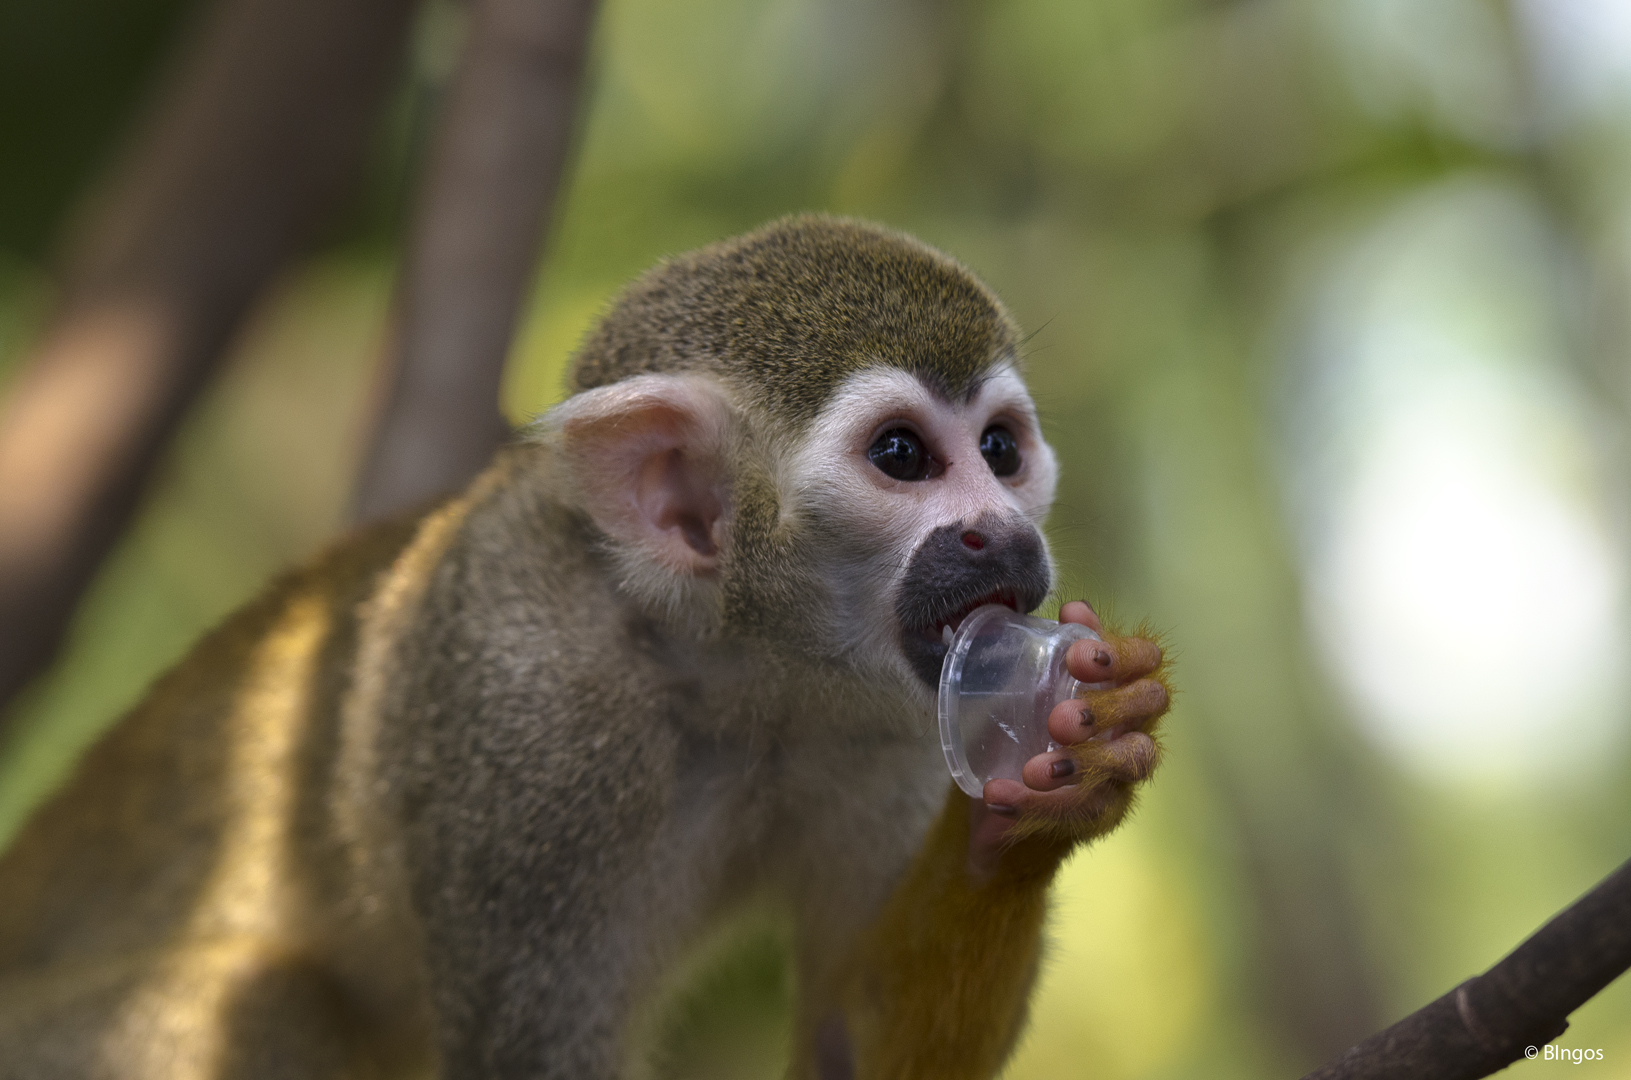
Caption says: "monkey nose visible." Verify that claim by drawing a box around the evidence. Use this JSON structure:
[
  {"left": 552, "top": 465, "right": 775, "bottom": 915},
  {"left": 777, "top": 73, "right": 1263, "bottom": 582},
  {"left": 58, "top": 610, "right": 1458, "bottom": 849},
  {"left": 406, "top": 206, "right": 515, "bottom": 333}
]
[{"left": 961, "top": 530, "right": 986, "bottom": 552}]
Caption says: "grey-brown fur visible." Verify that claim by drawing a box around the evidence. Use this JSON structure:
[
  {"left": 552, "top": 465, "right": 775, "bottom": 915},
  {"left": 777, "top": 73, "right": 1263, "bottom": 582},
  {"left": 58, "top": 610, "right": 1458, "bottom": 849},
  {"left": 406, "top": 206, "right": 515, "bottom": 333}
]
[{"left": 378, "top": 446, "right": 945, "bottom": 1077}]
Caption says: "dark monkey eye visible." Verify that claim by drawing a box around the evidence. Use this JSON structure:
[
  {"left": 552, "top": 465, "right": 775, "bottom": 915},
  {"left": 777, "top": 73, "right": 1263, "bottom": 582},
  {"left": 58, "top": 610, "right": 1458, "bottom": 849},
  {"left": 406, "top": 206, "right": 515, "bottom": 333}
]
[
  {"left": 868, "top": 429, "right": 932, "bottom": 481},
  {"left": 980, "top": 426, "right": 1021, "bottom": 477}
]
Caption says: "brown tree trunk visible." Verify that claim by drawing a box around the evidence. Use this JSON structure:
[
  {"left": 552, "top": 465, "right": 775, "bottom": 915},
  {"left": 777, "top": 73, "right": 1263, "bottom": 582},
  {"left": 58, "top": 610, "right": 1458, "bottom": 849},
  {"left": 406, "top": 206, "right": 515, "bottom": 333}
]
[
  {"left": 350, "top": 0, "right": 599, "bottom": 523},
  {"left": 0, "top": 0, "right": 418, "bottom": 727}
]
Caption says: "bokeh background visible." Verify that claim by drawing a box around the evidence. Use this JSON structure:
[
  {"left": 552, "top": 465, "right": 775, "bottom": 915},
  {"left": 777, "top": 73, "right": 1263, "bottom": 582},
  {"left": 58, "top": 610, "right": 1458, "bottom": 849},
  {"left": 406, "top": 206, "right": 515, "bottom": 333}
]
[{"left": 3, "top": 0, "right": 1631, "bottom": 1076}]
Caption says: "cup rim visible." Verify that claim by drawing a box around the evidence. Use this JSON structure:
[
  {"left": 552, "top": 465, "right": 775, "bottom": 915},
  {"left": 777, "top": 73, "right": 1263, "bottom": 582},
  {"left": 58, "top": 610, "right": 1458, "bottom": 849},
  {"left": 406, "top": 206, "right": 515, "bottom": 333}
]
[{"left": 937, "top": 603, "right": 1026, "bottom": 798}]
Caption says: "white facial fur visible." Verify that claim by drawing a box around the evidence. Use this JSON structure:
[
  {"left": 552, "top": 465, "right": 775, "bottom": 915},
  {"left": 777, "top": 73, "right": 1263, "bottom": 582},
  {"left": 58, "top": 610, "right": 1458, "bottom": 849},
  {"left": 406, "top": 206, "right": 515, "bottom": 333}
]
[{"left": 784, "top": 363, "right": 1059, "bottom": 692}]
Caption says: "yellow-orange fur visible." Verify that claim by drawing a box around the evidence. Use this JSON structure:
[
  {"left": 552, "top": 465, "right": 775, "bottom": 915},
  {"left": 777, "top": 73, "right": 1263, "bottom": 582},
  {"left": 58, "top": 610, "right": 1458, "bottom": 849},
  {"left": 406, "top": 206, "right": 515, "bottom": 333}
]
[{"left": 833, "top": 792, "right": 1067, "bottom": 1079}]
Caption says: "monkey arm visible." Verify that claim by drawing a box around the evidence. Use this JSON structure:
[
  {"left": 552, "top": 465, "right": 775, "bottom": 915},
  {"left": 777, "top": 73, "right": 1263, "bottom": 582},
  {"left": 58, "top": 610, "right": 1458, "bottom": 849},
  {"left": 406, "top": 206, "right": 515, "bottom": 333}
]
[
  {"left": 821, "top": 614, "right": 1172, "bottom": 1080},
  {"left": 822, "top": 788, "right": 1071, "bottom": 1080}
]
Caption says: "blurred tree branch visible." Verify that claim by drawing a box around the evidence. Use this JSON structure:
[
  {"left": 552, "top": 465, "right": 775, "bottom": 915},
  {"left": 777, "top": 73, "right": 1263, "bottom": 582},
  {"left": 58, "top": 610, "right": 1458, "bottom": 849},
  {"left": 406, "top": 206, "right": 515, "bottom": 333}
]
[
  {"left": 350, "top": 0, "right": 598, "bottom": 523},
  {"left": 1301, "top": 856, "right": 1631, "bottom": 1079},
  {"left": 0, "top": 0, "right": 417, "bottom": 728}
]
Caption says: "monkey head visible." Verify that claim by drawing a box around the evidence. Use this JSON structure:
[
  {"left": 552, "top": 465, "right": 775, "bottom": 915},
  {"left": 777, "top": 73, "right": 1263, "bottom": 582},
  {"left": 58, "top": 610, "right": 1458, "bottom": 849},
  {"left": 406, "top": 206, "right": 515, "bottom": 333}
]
[{"left": 535, "top": 215, "right": 1058, "bottom": 707}]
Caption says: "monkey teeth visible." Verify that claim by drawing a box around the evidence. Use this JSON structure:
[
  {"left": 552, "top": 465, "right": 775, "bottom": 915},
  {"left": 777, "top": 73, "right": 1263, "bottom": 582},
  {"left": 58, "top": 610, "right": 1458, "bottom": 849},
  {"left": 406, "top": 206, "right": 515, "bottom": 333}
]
[{"left": 925, "top": 590, "right": 1021, "bottom": 645}]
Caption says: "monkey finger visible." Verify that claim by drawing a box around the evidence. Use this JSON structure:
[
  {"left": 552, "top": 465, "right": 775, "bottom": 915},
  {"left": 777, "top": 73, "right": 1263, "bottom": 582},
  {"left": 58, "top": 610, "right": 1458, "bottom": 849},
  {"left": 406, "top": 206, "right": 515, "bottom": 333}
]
[
  {"left": 982, "top": 776, "right": 1034, "bottom": 818},
  {"left": 1049, "top": 678, "right": 1170, "bottom": 745},
  {"left": 993, "top": 776, "right": 1125, "bottom": 824},
  {"left": 1065, "top": 634, "right": 1162, "bottom": 686},
  {"left": 989, "top": 731, "right": 1157, "bottom": 820},
  {"left": 1058, "top": 600, "right": 1104, "bottom": 635},
  {"left": 1074, "top": 731, "right": 1159, "bottom": 785},
  {"left": 1019, "top": 731, "right": 1158, "bottom": 797},
  {"left": 1020, "top": 749, "right": 1083, "bottom": 792}
]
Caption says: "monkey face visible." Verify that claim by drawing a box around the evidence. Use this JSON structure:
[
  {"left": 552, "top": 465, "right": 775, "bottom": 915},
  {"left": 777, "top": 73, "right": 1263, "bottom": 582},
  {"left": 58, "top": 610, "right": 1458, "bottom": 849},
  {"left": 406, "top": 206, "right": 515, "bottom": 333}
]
[
  {"left": 544, "top": 217, "right": 1058, "bottom": 704},
  {"left": 786, "top": 363, "right": 1059, "bottom": 691},
  {"left": 543, "top": 357, "right": 1056, "bottom": 706}
]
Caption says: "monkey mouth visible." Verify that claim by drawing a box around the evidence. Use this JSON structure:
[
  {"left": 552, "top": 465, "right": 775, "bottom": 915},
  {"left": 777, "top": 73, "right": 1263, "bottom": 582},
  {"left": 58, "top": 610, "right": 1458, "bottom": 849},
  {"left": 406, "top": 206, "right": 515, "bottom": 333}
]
[
  {"left": 917, "top": 590, "right": 1021, "bottom": 645},
  {"left": 898, "top": 582, "right": 1042, "bottom": 689},
  {"left": 893, "top": 519, "right": 1053, "bottom": 689}
]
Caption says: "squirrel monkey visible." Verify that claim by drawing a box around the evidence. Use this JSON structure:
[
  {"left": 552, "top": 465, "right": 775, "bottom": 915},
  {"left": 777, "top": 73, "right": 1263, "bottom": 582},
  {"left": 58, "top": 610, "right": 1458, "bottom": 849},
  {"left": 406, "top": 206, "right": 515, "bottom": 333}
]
[{"left": 0, "top": 216, "right": 1171, "bottom": 1079}]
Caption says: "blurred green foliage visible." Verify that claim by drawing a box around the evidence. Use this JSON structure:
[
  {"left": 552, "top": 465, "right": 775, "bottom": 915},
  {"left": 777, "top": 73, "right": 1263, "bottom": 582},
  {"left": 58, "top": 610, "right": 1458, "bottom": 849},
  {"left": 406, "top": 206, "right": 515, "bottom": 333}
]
[{"left": 3, "top": 0, "right": 1631, "bottom": 1076}]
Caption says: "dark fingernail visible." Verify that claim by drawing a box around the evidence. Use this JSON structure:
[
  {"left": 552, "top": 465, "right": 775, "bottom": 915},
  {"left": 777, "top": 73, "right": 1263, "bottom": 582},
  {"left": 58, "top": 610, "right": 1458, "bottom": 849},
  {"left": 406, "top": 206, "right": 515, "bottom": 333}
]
[
  {"left": 1079, "top": 706, "right": 1094, "bottom": 727},
  {"left": 1048, "top": 758, "right": 1076, "bottom": 779},
  {"left": 1093, "top": 649, "right": 1112, "bottom": 668},
  {"left": 988, "top": 803, "right": 1018, "bottom": 817}
]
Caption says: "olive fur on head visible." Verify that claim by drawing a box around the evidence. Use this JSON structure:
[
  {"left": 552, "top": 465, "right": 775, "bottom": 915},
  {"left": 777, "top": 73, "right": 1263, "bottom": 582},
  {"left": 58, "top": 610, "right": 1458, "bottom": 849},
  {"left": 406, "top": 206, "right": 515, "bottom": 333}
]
[{"left": 570, "top": 215, "right": 1025, "bottom": 429}]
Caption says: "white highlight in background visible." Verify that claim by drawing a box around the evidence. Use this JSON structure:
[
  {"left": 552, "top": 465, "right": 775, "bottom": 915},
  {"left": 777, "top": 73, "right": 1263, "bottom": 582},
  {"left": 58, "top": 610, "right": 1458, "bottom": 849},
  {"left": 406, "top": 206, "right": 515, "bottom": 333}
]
[
  {"left": 1287, "top": 181, "right": 1629, "bottom": 781},
  {"left": 1309, "top": 362, "right": 1625, "bottom": 777}
]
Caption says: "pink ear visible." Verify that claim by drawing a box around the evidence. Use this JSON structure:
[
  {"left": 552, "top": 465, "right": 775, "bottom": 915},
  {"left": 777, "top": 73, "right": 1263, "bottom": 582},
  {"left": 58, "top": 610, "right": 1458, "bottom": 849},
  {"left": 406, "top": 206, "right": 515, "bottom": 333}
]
[{"left": 552, "top": 376, "right": 731, "bottom": 577}]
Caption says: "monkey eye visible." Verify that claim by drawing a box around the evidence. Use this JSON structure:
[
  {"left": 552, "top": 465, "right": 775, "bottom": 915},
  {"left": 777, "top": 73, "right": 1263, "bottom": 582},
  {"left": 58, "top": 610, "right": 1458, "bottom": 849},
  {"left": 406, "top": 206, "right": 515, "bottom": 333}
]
[
  {"left": 980, "top": 426, "right": 1021, "bottom": 477},
  {"left": 868, "top": 428, "right": 934, "bottom": 481}
]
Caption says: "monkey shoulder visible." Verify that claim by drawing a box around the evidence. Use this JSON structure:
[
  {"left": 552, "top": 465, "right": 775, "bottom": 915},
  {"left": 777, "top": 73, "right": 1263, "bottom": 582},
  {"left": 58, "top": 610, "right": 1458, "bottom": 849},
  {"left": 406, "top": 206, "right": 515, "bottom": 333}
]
[{"left": 0, "top": 509, "right": 429, "bottom": 999}]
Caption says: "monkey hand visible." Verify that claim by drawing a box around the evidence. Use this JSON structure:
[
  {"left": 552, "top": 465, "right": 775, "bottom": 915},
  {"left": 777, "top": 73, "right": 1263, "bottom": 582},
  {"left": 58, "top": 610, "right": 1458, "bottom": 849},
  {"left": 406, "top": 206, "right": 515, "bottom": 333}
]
[{"left": 969, "top": 601, "right": 1170, "bottom": 877}]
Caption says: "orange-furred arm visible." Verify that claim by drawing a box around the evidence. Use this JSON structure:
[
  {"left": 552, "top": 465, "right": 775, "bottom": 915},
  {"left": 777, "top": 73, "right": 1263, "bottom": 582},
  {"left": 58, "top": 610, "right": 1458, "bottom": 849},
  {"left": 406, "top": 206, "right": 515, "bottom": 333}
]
[{"left": 828, "top": 789, "right": 1072, "bottom": 1080}]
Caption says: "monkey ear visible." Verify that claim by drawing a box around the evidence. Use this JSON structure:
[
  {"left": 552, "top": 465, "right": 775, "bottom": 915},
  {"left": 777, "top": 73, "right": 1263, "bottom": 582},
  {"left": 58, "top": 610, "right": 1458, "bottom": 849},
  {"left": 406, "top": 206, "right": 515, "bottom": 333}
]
[{"left": 546, "top": 375, "right": 732, "bottom": 577}]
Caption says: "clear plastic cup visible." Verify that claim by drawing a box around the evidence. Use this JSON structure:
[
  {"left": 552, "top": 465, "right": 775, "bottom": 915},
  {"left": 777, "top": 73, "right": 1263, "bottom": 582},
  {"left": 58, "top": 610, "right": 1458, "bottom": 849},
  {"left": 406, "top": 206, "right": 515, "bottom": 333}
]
[{"left": 937, "top": 605, "right": 1104, "bottom": 798}]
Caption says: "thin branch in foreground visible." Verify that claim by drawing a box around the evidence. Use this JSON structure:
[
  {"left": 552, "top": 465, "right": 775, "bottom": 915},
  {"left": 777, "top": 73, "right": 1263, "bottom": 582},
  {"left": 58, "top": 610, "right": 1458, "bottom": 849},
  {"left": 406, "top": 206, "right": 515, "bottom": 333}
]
[
  {"left": 350, "top": 0, "right": 599, "bottom": 524},
  {"left": 0, "top": 0, "right": 417, "bottom": 728},
  {"left": 1301, "top": 856, "right": 1631, "bottom": 1080}
]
